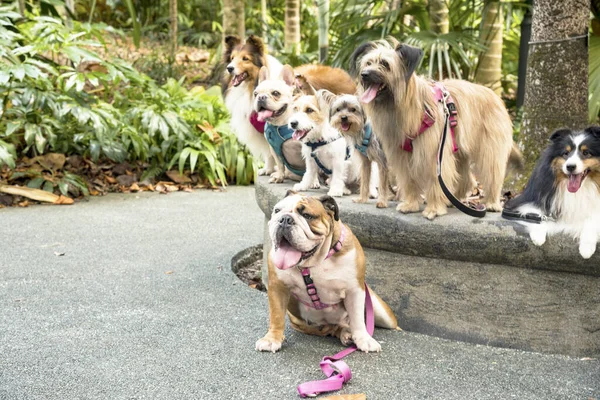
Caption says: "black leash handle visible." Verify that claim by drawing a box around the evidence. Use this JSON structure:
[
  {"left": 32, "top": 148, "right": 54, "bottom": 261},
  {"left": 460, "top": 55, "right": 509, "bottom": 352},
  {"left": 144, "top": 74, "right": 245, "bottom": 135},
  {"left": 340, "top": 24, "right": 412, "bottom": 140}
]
[{"left": 437, "top": 113, "right": 486, "bottom": 218}]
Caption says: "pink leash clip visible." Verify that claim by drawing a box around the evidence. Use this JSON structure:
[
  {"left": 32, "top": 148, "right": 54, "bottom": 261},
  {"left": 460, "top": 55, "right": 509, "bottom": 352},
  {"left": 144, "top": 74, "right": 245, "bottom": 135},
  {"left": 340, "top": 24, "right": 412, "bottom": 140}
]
[{"left": 296, "top": 284, "right": 375, "bottom": 398}]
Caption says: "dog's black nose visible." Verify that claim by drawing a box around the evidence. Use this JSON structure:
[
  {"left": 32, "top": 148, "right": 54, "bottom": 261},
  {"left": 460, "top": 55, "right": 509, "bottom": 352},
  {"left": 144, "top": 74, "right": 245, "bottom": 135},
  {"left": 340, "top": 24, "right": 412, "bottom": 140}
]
[
  {"left": 279, "top": 215, "right": 294, "bottom": 227},
  {"left": 341, "top": 115, "right": 348, "bottom": 122},
  {"left": 566, "top": 164, "right": 576, "bottom": 172},
  {"left": 290, "top": 121, "right": 298, "bottom": 129},
  {"left": 360, "top": 71, "right": 370, "bottom": 79},
  {"left": 258, "top": 94, "right": 267, "bottom": 102},
  {"left": 227, "top": 65, "right": 234, "bottom": 73}
]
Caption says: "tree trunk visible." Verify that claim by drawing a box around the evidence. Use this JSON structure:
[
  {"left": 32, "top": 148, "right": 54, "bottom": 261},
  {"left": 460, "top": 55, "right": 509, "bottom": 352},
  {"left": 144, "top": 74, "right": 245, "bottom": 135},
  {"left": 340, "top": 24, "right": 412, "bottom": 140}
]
[
  {"left": 169, "top": 0, "right": 177, "bottom": 62},
  {"left": 261, "top": 0, "right": 268, "bottom": 42},
  {"left": 222, "top": 0, "right": 245, "bottom": 43},
  {"left": 65, "top": 0, "right": 75, "bottom": 28},
  {"left": 517, "top": 0, "right": 589, "bottom": 189},
  {"left": 429, "top": 0, "right": 448, "bottom": 34},
  {"left": 316, "top": 0, "right": 329, "bottom": 63},
  {"left": 285, "top": 0, "right": 301, "bottom": 55},
  {"left": 17, "top": 0, "right": 25, "bottom": 16},
  {"left": 475, "top": 0, "right": 503, "bottom": 95}
]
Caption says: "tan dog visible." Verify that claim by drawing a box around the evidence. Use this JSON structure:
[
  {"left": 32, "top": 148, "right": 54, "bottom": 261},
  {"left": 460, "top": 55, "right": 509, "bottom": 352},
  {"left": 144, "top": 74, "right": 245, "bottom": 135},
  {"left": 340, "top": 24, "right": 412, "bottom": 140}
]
[
  {"left": 349, "top": 39, "right": 523, "bottom": 219},
  {"left": 323, "top": 91, "right": 391, "bottom": 208},
  {"left": 253, "top": 64, "right": 356, "bottom": 183},
  {"left": 256, "top": 192, "right": 398, "bottom": 353}
]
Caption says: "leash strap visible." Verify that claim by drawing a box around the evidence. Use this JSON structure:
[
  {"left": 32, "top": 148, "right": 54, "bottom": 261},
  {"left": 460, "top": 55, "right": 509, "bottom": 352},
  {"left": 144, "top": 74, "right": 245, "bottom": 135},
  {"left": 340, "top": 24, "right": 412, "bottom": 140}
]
[
  {"left": 501, "top": 209, "right": 546, "bottom": 224},
  {"left": 310, "top": 145, "right": 352, "bottom": 176},
  {"left": 437, "top": 102, "right": 486, "bottom": 218},
  {"left": 297, "top": 284, "right": 375, "bottom": 398}
]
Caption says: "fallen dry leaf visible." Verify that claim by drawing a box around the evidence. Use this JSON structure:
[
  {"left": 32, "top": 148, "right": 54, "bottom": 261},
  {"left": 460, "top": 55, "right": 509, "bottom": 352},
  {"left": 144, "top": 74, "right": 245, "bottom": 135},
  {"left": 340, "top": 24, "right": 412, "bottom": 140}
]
[
  {"left": 105, "top": 176, "right": 117, "bottom": 184},
  {"left": 165, "top": 270, "right": 173, "bottom": 275},
  {"left": 54, "top": 195, "right": 74, "bottom": 205},
  {"left": 17, "top": 200, "right": 29, "bottom": 207},
  {"left": 130, "top": 183, "right": 140, "bottom": 192},
  {"left": 166, "top": 170, "right": 192, "bottom": 184}
]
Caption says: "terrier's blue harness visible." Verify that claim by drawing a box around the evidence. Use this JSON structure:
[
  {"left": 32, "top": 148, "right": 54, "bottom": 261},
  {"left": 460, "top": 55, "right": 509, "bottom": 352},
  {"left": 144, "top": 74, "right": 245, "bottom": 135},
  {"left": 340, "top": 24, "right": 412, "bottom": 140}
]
[
  {"left": 306, "top": 138, "right": 351, "bottom": 176},
  {"left": 354, "top": 123, "right": 373, "bottom": 156},
  {"left": 264, "top": 123, "right": 306, "bottom": 177}
]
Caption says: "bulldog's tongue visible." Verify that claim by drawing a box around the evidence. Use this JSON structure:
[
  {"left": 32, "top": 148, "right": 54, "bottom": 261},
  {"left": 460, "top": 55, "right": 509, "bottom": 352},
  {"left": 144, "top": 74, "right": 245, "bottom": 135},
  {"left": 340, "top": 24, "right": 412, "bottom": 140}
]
[
  {"left": 272, "top": 243, "right": 302, "bottom": 270},
  {"left": 360, "top": 84, "right": 381, "bottom": 104},
  {"left": 257, "top": 109, "right": 274, "bottom": 122},
  {"left": 568, "top": 173, "right": 583, "bottom": 193}
]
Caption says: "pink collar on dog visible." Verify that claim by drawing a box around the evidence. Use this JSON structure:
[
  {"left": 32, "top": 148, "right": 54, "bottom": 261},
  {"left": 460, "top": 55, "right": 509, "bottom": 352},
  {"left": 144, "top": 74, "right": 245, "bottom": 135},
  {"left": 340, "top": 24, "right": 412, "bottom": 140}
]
[{"left": 403, "top": 82, "right": 459, "bottom": 153}]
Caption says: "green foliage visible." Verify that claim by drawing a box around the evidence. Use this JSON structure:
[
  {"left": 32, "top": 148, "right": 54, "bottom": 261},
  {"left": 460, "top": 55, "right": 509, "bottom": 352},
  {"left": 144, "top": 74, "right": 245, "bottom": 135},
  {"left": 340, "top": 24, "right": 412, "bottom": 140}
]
[{"left": 0, "top": 3, "right": 254, "bottom": 187}]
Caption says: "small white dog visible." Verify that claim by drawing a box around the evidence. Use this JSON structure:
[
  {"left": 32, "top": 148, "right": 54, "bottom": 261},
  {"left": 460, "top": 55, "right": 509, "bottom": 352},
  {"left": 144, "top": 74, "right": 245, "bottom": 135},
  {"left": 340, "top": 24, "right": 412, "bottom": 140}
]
[{"left": 288, "top": 90, "right": 360, "bottom": 197}]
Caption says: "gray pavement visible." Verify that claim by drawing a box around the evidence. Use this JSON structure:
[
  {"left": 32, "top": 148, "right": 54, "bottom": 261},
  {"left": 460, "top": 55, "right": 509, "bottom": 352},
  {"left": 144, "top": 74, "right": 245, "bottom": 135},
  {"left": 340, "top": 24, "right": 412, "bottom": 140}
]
[{"left": 0, "top": 187, "right": 598, "bottom": 400}]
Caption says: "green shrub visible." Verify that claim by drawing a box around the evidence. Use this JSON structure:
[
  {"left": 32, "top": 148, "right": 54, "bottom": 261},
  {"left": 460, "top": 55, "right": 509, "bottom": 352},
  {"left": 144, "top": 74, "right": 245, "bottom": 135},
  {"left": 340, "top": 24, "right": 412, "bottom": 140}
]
[{"left": 0, "top": 3, "right": 254, "bottom": 190}]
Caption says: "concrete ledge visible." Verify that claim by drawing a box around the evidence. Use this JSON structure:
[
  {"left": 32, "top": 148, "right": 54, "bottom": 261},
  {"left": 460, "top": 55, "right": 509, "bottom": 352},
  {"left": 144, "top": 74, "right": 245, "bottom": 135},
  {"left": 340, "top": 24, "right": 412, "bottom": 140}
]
[
  {"left": 256, "top": 176, "right": 600, "bottom": 356},
  {"left": 256, "top": 176, "right": 600, "bottom": 276}
]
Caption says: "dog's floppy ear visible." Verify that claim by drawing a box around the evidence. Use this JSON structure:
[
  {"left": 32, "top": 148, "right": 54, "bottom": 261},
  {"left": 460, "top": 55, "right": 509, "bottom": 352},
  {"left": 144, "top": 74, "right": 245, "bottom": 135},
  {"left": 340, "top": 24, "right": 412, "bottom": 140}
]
[
  {"left": 318, "top": 195, "right": 339, "bottom": 221},
  {"left": 550, "top": 128, "right": 572, "bottom": 142},
  {"left": 223, "top": 35, "right": 241, "bottom": 62},
  {"left": 584, "top": 125, "right": 600, "bottom": 139},
  {"left": 246, "top": 35, "right": 265, "bottom": 55},
  {"left": 258, "top": 66, "right": 269, "bottom": 83},
  {"left": 285, "top": 189, "right": 298, "bottom": 198},
  {"left": 317, "top": 89, "right": 336, "bottom": 111},
  {"left": 349, "top": 42, "right": 377, "bottom": 78},
  {"left": 280, "top": 65, "right": 295, "bottom": 87},
  {"left": 395, "top": 44, "right": 423, "bottom": 81}
]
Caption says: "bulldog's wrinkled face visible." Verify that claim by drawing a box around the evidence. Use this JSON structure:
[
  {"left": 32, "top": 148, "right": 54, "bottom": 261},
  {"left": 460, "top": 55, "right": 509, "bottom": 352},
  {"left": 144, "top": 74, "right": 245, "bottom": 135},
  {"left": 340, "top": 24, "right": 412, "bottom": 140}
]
[
  {"left": 253, "top": 65, "right": 296, "bottom": 125},
  {"left": 268, "top": 192, "right": 339, "bottom": 270}
]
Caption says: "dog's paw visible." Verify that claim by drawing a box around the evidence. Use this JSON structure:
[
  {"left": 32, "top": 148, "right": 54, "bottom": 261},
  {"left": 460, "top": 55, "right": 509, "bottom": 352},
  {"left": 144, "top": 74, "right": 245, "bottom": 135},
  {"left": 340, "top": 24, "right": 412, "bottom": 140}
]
[
  {"left": 268, "top": 172, "right": 285, "bottom": 184},
  {"left": 422, "top": 205, "right": 447, "bottom": 220},
  {"left": 579, "top": 241, "right": 597, "bottom": 259},
  {"left": 339, "top": 328, "right": 353, "bottom": 346},
  {"left": 484, "top": 202, "right": 503, "bottom": 212},
  {"left": 353, "top": 333, "right": 381, "bottom": 353},
  {"left": 343, "top": 187, "right": 352, "bottom": 196},
  {"left": 293, "top": 183, "right": 308, "bottom": 192},
  {"left": 328, "top": 188, "right": 343, "bottom": 197},
  {"left": 352, "top": 197, "right": 368, "bottom": 204},
  {"left": 258, "top": 167, "right": 274, "bottom": 176},
  {"left": 529, "top": 229, "right": 546, "bottom": 246},
  {"left": 376, "top": 200, "right": 388, "bottom": 209},
  {"left": 396, "top": 201, "right": 420, "bottom": 214},
  {"left": 255, "top": 336, "right": 283, "bottom": 353},
  {"left": 309, "top": 181, "right": 321, "bottom": 189}
]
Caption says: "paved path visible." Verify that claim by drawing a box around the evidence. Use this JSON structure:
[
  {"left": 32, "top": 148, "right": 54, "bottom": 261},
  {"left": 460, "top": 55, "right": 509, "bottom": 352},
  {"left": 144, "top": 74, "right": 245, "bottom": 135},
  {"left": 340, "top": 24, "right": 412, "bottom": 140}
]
[{"left": 0, "top": 187, "right": 598, "bottom": 399}]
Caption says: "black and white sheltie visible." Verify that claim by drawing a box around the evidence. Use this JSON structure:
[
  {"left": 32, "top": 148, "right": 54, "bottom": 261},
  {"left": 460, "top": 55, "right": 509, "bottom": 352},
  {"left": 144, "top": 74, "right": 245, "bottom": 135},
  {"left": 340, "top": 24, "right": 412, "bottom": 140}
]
[{"left": 504, "top": 126, "right": 600, "bottom": 259}]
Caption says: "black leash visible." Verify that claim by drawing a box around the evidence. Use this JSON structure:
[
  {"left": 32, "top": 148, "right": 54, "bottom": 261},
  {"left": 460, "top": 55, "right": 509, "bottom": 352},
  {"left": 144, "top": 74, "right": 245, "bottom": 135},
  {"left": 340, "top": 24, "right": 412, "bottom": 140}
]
[
  {"left": 437, "top": 98, "right": 486, "bottom": 218},
  {"left": 501, "top": 209, "right": 552, "bottom": 224}
]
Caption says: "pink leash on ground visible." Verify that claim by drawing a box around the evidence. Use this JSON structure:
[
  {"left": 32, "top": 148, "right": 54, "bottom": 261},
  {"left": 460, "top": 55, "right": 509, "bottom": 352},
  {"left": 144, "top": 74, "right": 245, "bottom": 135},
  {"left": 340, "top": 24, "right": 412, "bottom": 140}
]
[{"left": 296, "top": 284, "right": 375, "bottom": 398}]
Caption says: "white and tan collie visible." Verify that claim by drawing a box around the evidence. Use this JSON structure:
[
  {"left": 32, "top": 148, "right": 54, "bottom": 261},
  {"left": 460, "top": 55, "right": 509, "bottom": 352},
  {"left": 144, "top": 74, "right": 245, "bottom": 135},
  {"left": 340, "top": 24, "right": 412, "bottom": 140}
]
[
  {"left": 222, "top": 35, "right": 283, "bottom": 175},
  {"left": 288, "top": 91, "right": 360, "bottom": 197},
  {"left": 504, "top": 126, "right": 600, "bottom": 259}
]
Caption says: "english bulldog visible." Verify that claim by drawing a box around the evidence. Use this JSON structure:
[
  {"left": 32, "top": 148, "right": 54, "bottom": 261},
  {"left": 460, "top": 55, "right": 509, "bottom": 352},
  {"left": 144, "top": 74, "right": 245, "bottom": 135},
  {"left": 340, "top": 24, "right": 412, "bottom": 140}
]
[{"left": 255, "top": 191, "right": 399, "bottom": 353}]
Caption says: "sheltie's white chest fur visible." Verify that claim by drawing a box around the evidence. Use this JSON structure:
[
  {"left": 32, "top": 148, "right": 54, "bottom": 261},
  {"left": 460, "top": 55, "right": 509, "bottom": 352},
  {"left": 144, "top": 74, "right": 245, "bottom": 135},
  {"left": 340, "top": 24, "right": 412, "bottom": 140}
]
[{"left": 551, "top": 181, "right": 600, "bottom": 239}]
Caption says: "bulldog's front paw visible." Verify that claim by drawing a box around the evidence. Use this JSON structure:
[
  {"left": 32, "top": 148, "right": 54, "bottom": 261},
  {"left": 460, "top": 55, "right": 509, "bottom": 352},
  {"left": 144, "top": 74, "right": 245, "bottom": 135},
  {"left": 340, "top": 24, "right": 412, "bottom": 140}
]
[
  {"left": 255, "top": 335, "right": 283, "bottom": 353},
  {"left": 269, "top": 171, "right": 285, "bottom": 184},
  {"left": 579, "top": 241, "right": 596, "bottom": 259},
  {"left": 353, "top": 333, "right": 381, "bottom": 353}
]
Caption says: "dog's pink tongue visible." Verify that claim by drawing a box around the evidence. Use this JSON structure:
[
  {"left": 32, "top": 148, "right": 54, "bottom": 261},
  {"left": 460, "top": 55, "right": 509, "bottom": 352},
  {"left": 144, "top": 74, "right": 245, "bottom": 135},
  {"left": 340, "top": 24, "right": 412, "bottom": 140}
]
[
  {"left": 272, "top": 245, "right": 302, "bottom": 270},
  {"left": 568, "top": 174, "right": 583, "bottom": 193},
  {"left": 360, "top": 84, "right": 380, "bottom": 104},
  {"left": 257, "top": 109, "right": 274, "bottom": 122}
]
